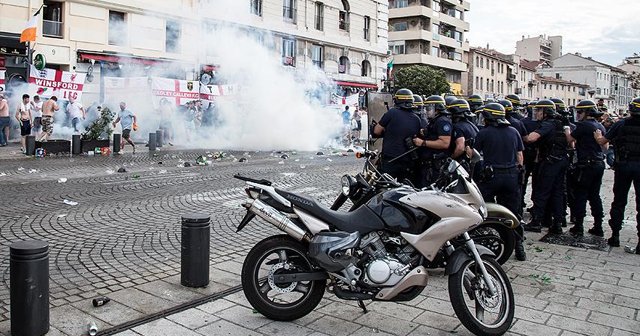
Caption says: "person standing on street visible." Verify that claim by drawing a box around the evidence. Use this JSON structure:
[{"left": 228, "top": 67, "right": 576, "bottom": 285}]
[
  {"left": 373, "top": 88, "right": 421, "bottom": 183},
  {"left": 413, "top": 95, "right": 452, "bottom": 187},
  {"left": 67, "top": 96, "right": 85, "bottom": 132},
  {"left": 594, "top": 97, "right": 640, "bottom": 253},
  {"left": 0, "top": 94, "right": 9, "bottom": 147},
  {"left": 31, "top": 95, "right": 43, "bottom": 139},
  {"left": 474, "top": 103, "right": 526, "bottom": 261},
  {"left": 523, "top": 100, "right": 570, "bottom": 235},
  {"left": 40, "top": 96, "right": 59, "bottom": 142},
  {"left": 112, "top": 102, "right": 137, "bottom": 153},
  {"left": 15, "top": 94, "right": 32, "bottom": 154},
  {"left": 448, "top": 99, "right": 478, "bottom": 164},
  {"left": 564, "top": 100, "right": 607, "bottom": 236}
]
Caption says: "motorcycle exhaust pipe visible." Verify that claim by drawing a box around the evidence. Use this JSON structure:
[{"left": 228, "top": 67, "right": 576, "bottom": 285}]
[{"left": 245, "top": 199, "right": 310, "bottom": 242}]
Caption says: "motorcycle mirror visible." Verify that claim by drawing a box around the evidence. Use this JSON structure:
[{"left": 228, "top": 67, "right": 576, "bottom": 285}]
[{"left": 448, "top": 160, "right": 458, "bottom": 174}]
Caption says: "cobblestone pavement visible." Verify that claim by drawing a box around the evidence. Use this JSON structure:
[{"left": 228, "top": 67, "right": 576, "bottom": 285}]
[{"left": 0, "top": 145, "right": 639, "bottom": 336}]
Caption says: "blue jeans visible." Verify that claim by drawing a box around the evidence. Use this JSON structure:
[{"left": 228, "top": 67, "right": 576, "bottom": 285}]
[{"left": 0, "top": 117, "right": 9, "bottom": 145}]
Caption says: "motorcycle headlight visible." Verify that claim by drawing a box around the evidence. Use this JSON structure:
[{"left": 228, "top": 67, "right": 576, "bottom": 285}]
[{"left": 341, "top": 175, "right": 357, "bottom": 196}]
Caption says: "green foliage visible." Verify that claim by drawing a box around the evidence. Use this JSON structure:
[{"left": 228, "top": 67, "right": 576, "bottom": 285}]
[
  {"left": 393, "top": 65, "right": 451, "bottom": 96},
  {"left": 82, "top": 106, "right": 114, "bottom": 141}
]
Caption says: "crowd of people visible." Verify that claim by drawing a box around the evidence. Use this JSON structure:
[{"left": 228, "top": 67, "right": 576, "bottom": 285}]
[{"left": 374, "top": 88, "right": 640, "bottom": 261}]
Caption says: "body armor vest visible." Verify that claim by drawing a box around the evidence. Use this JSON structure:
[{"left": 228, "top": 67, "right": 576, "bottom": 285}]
[
  {"left": 540, "top": 119, "right": 568, "bottom": 159},
  {"left": 614, "top": 117, "right": 640, "bottom": 162}
]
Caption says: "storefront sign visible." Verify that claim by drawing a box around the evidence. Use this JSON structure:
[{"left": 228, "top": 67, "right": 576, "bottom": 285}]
[{"left": 34, "top": 54, "right": 46, "bottom": 70}]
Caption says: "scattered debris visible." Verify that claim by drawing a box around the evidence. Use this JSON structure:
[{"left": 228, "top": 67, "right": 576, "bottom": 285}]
[
  {"left": 28, "top": 169, "right": 38, "bottom": 174},
  {"left": 341, "top": 153, "right": 348, "bottom": 156},
  {"left": 88, "top": 321, "right": 98, "bottom": 336},
  {"left": 106, "top": 169, "right": 115, "bottom": 175},
  {"left": 57, "top": 214, "right": 67, "bottom": 218},
  {"left": 278, "top": 161, "right": 285, "bottom": 165},
  {"left": 299, "top": 165, "right": 306, "bottom": 169},
  {"left": 157, "top": 161, "right": 163, "bottom": 165},
  {"left": 239, "top": 157, "right": 248, "bottom": 163},
  {"left": 132, "top": 174, "right": 140, "bottom": 179},
  {"left": 117, "top": 167, "right": 127, "bottom": 173},
  {"left": 324, "top": 167, "right": 330, "bottom": 171},
  {"left": 316, "top": 151, "right": 324, "bottom": 156},
  {"left": 529, "top": 273, "right": 552, "bottom": 285},
  {"left": 347, "top": 148, "right": 354, "bottom": 152},
  {"left": 294, "top": 159, "right": 300, "bottom": 162},
  {"left": 183, "top": 162, "right": 192, "bottom": 167},
  {"left": 280, "top": 154, "right": 289, "bottom": 160},
  {"left": 92, "top": 296, "right": 111, "bottom": 307},
  {"left": 158, "top": 170, "right": 167, "bottom": 174},
  {"left": 63, "top": 199, "right": 78, "bottom": 206},
  {"left": 17, "top": 167, "right": 24, "bottom": 171},
  {"left": 57, "top": 178, "right": 68, "bottom": 183},
  {"left": 196, "top": 156, "right": 208, "bottom": 166},
  {"left": 624, "top": 245, "right": 637, "bottom": 254},
  {"left": 327, "top": 158, "right": 333, "bottom": 162},
  {"left": 0, "top": 172, "right": 6, "bottom": 177}
]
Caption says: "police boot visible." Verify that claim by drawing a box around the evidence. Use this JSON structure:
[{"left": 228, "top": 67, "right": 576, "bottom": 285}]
[
  {"left": 569, "top": 219, "right": 584, "bottom": 236},
  {"left": 524, "top": 218, "right": 542, "bottom": 233},
  {"left": 549, "top": 222, "right": 563, "bottom": 235},
  {"left": 607, "top": 232, "right": 620, "bottom": 247},
  {"left": 560, "top": 217, "right": 567, "bottom": 228},
  {"left": 587, "top": 219, "right": 604, "bottom": 237},
  {"left": 636, "top": 241, "right": 640, "bottom": 255},
  {"left": 514, "top": 240, "right": 527, "bottom": 261}
]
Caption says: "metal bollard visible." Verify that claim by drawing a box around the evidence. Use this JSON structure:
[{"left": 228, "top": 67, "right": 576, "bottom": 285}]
[
  {"left": 156, "top": 129, "right": 163, "bottom": 148},
  {"left": 181, "top": 214, "right": 210, "bottom": 287},
  {"left": 25, "top": 135, "right": 36, "bottom": 156},
  {"left": 148, "top": 133, "right": 156, "bottom": 151},
  {"left": 10, "top": 240, "right": 49, "bottom": 336},
  {"left": 113, "top": 133, "right": 121, "bottom": 154},
  {"left": 72, "top": 134, "right": 81, "bottom": 155}
]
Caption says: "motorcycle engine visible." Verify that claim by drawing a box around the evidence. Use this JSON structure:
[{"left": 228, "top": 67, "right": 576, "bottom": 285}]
[{"left": 360, "top": 232, "right": 413, "bottom": 286}]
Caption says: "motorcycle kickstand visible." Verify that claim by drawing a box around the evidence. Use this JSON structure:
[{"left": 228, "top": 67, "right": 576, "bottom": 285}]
[{"left": 357, "top": 300, "right": 368, "bottom": 314}]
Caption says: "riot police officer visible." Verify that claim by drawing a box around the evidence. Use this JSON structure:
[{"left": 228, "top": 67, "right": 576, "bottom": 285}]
[
  {"left": 413, "top": 94, "right": 428, "bottom": 128},
  {"left": 524, "top": 100, "right": 570, "bottom": 234},
  {"left": 595, "top": 97, "right": 640, "bottom": 252},
  {"left": 505, "top": 94, "right": 525, "bottom": 120},
  {"left": 373, "top": 88, "right": 422, "bottom": 183},
  {"left": 413, "top": 95, "right": 452, "bottom": 187},
  {"left": 521, "top": 100, "right": 539, "bottom": 213},
  {"left": 564, "top": 100, "right": 606, "bottom": 236},
  {"left": 467, "top": 94, "right": 484, "bottom": 114},
  {"left": 448, "top": 99, "right": 479, "bottom": 162},
  {"left": 474, "top": 103, "right": 526, "bottom": 260},
  {"left": 499, "top": 99, "right": 528, "bottom": 139},
  {"left": 551, "top": 98, "right": 575, "bottom": 228},
  {"left": 444, "top": 94, "right": 457, "bottom": 109}
]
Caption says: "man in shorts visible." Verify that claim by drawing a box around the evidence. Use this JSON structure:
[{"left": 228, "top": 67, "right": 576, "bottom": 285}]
[
  {"left": 0, "top": 94, "right": 9, "bottom": 146},
  {"left": 31, "top": 95, "right": 43, "bottom": 139},
  {"left": 67, "top": 96, "right": 85, "bottom": 132},
  {"left": 112, "top": 102, "right": 137, "bottom": 153},
  {"left": 15, "top": 94, "right": 32, "bottom": 153},
  {"left": 40, "top": 96, "right": 59, "bottom": 142}
]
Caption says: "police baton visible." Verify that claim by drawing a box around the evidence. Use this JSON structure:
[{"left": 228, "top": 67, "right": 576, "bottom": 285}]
[{"left": 388, "top": 146, "right": 420, "bottom": 163}]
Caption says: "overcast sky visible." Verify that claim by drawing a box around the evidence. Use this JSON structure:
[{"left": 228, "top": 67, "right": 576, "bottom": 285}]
[{"left": 466, "top": 0, "right": 640, "bottom": 66}]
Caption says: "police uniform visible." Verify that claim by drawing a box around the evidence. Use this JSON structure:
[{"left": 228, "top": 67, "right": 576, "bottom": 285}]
[
  {"left": 415, "top": 96, "right": 453, "bottom": 187},
  {"left": 568, "top": 115, "right": 606, "bottom": 235},
  {"left": 521, "top": 114, "right": 540, "bottom": 210}
]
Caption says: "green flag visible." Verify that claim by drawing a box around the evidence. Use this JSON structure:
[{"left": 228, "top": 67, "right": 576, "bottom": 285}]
[{"left": 387, "top": 58, "right": 394, "bottom": 71}]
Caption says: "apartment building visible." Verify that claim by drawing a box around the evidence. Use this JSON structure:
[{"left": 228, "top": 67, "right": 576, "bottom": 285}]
[
  {"left": 536, "top": 75, "right": 588, "bottom": 107},
  {"left": 463, "top": 47, "right": 514, "bottom": 99},
  {"left": 515, "top": 35, "right": 562, "bottom": 63},
  {"left": 0, "top": 0, "right": 388, "bottom": 104},
  {"left": 387, "top": 0, "right": 470, "bottom": 94}
]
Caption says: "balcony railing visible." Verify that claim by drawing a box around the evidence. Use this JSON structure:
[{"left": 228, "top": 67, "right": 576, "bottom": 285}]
[{"left": 43, "top": 20, "right": 63, "bottom": 38}]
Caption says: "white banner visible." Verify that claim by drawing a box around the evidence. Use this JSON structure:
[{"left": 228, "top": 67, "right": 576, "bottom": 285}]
[
  {"left": 28, "top": 66, "right": 86, "bottom": 101},
  {"left": 0, "top": 70, "right": 5, "bottom": 94},
  {"left": 103, "top": 76, "right": 150, "bottom": 104}
]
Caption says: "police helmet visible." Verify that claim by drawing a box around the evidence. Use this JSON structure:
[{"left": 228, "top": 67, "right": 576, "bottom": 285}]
[
  {"left": 505, "top": 94, "right": 522, "bottom": 107},
  {"left": 448, "top": 99, "right": 471, "bottom": 117},
  {"left": 424, "top": 95, "right": 448, "bottom": 115},
  {"left": 629, "top": 97, "right": 640, "bottom": 116},
  {"left": 498, "top": 99, "right": 514, "bottom": 114},
  {"left": 467, "top": 94, "right": 483, "bottom": 110},
  {"left": 412, "top": 94, "right": 424, "bottom": 110},
  {"left": 444, "top": 95, "right": 457, "bottom": 108},
  {"left": 393, "top": 88, "right": 414, "bottom": 109},
  {"left": 485, "top": 98, "right": 496, "bottom": 104},
  {"left": 576, "top": 99, "right": 603, "bottom": 118},
  {"left": 551, "top": 98, "right": 568, "bottom": 115},
  {"left": 535, "top": 99, "right": 557, "bottom": 117},
  {"left": 480, "top": 103, "right": 510, "bottom": 125}
]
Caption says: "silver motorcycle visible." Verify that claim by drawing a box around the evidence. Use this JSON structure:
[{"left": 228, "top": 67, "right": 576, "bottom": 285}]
[{"left": 234, "top": 161, "right": 515, "bottom": 336}]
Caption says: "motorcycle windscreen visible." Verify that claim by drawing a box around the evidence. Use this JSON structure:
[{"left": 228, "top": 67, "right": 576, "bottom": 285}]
[{"left": 367, "top": 189, "right": 439, "bottom": 235}]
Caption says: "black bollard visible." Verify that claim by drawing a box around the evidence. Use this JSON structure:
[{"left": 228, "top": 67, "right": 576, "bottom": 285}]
[
  {"left": 71, "top": 134, "right": 81, "bottom": 155},
  {"left": 181, "top": 214, "right": 210, "bottom": 287},
  {"left": 113, "top": 133, "right": 121, "bottom": 154},
  {"left": 156, "top": 130, "right": 163, "bottom": 148},
  {"left": 148, "top": 133, "right": 156, "bottom": 151},
  {"left": 25, "top": 135, "right": 36, "bottom": 156},
  {"left": 10, "top": 240, "right": 49, "bottom": 336}
]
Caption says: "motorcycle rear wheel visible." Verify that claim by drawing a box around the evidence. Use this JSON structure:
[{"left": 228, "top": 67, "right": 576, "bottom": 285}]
[
  {"left": 449, "top": 255, "right": 515, "bottom": 336},
  {"left": 241, "top": 235, "right": 325, "bottom": 321},
  {"left": 468, "top": 223, "right": 515, "bottom": 265}
]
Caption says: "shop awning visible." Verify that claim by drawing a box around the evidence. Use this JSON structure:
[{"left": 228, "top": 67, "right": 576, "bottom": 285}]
[
  {"left": 335, "top": 81, "right": 378, "bottom": 89},
  {"left": 77, "top": 50, "right": 182, "bottom": 66}
]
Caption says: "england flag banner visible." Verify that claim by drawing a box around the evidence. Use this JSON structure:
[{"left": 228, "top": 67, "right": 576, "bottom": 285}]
[
  {"left": 28, "top": 66, "right": 86, "bottom": 101},
  {"left": 151, "top": 77, "right": 200, "bottom": 106}
]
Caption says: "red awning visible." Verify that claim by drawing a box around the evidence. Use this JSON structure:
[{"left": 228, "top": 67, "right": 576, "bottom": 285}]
[
  {"left": 336, "top": 81, "right": 378, "bottom": 89},
  {"left": 77, "top": 51, "right": 176, "bottom": 66}
]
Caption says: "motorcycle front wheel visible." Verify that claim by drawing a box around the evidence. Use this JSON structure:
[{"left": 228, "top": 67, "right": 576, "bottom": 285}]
[
  {"left": 448, "top": 255, "right": 515, "bottom": 336},
  {"left": 241, "top": 235, "right": 325, "bottom": 321},
  {"left": 468, "top": 223, "right": 515, "bottom": 265}
]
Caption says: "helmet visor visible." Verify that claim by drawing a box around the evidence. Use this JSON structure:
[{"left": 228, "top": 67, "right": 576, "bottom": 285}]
[{"left": 425, "top": 104, "right": 437, "bottom": 119}]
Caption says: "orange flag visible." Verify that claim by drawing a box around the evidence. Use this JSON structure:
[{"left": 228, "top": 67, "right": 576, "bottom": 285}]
[{"left": 20, "top": 6, "right": 42, "bottom": 43}]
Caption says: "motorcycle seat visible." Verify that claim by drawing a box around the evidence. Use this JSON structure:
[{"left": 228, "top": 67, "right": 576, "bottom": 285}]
[{"left": 275, "top": 189, "right": 385, "bottom": 234}]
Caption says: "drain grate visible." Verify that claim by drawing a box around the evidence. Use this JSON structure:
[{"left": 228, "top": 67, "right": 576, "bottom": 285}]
[{"left": 539, "top": 232, "right": 610, "bottom": 251}]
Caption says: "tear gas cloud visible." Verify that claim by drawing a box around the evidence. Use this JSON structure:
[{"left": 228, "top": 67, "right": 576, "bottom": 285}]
[{"left": 96, "top": 0, "right": 343, "bottom": 151}]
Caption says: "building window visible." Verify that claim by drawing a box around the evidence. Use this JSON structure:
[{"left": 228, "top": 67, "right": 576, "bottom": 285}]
[
  {"left": 281, "top": 38, "right": 296, "bottom": 66},
  {"left": 491, "top": 79, "right": 494, "bottom": 92},
  {"left": 486, "top": 79, "right": 490, "bottom": 91},
  {"left": 431, "top": 46, "right": 438, "bottom": 57},
  {"left": 389, "top": 41, "right": 406, "bottom": 55},
  {"left": 480, "top": 77, "right": 483, "bottom": 90},
  {"left": 250, "top": 0, "right": 263, "bottom": 16},
  {"left": 389, "top": 0, "right": 408, "bottom": 8},
  {"left": 165, "top": 21, "right": 181, "bottom": 53},
  {"left": 361, "top": 60, "right": 371, "bottom": 77},
  {"left": 392, "top": 22, "right": 408, "bottom": 31},
  {"left": 311, "top": 44, "right": 323, "bottom": 68},
  {"left": 453, "top": 31, "right": 463, "bottom": 42},
  {"left": 314, "top": 2, "right": 324, "bottom": 30},
  {"left": 43, "top": 1, "right": 63, "bottom": 38},
  {"left": 339, "top": 0, "right": 350, "bottom": 31},
  {"left": 108, "top": 11, "right": 127, "bottom": 46},
  {"left": 364, "top": 16, "right": 371, "bottom": 41},
  {"left": 432, "top": 1, "right": 441, "bottom": 11},
  {"left": 339, "top": 56, "right": 349, "bottom": 74},
  {"left": 480, "top": 57, "right": 483, "bottom": 68},
  {"left": 475, "top": 76, "right": 479, "bottom": 89},
  {"left": 475, "top": 56, "right": 479, "bottom": 67},
  {"left": 283, "top": 0, "right": 297, "bottom": 22}
]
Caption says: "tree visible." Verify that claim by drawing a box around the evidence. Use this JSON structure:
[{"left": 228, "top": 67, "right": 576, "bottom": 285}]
[{"left": 393, "top": 65, "right": 451, "bottom": 96}]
